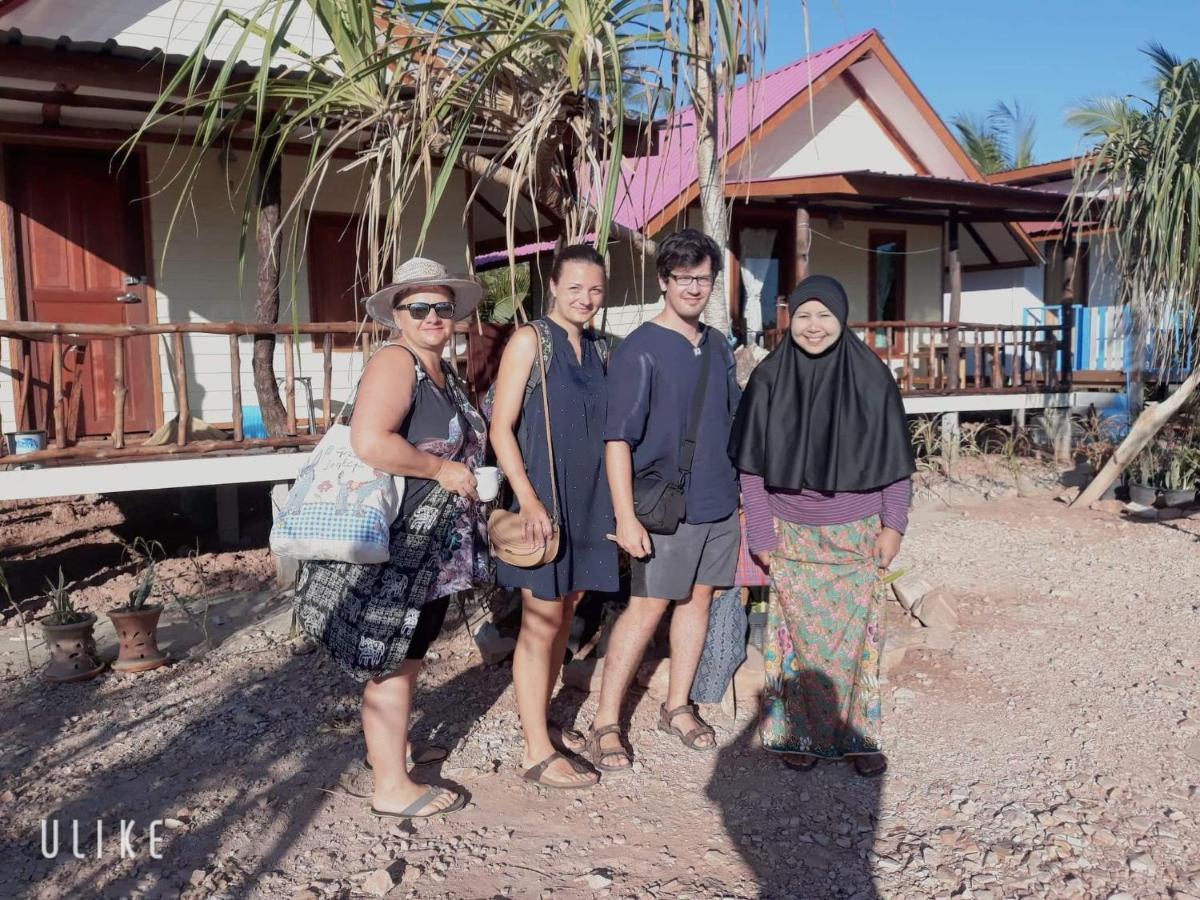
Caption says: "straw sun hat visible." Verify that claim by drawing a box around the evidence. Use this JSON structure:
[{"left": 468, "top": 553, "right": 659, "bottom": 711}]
[{"left": 363, "top": 257, "right": 483, "bottom": 327}]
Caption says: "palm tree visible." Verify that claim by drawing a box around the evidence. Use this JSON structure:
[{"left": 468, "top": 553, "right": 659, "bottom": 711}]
[
  {"left": 951, "top": 99, "right": 1038, "bottom": 174},
  {"left": 1068, "top": 45, "right": 1200, "bottom": 506},
  {"left": 125, "top": 1, "right": 765, "bottom": 433}
]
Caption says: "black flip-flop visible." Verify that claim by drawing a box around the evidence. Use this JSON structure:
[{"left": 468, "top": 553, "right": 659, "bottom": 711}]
[
  {"left": 364, "top": 744, "right": 449, "bottom": 770},
  {"left": 370, "top": 786, "right": 465, "bottom": 820}
]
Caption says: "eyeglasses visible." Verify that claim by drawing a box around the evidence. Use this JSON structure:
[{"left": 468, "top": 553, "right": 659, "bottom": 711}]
[
  {"left": 395, "top": 301, "right": 455, "bottom": 321},
  {"left": 668, "top": 273, "right": 714, "bottom": 289}
]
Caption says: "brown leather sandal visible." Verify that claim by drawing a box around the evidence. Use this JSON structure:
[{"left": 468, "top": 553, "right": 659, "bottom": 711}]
[
  {"left": 658, "top": 703, "right": 716, "bottom": 750},
  {"left": 851, "top": 754, "right": 888, "bottom": 778},
  {"left": 588, "top": 724, "right": 633, "bottom": 773},
  {"left": 522, "top": 752, "right": 598, "bottom": 789},
  {"left": 782, "top": 753, "right": 819, "bottom": 771}
]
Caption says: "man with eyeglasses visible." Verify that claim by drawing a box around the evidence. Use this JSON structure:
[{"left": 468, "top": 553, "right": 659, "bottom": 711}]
[{"left": 589, "top": 228, "right": 740, "bottom": 772}]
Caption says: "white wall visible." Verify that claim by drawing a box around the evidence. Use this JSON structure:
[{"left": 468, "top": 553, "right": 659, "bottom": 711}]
[
  {"left": 804, "top": 217, "right": 943, "bottom": 321},
  {"left": 145, "top": 145, "right": 470, "bottom": 426},
  {"left": 730, "top": 78, "right": 918, "bottom": 181},
  {"left": 958, "top": 267, "right": 1043, "bottom": 327}
]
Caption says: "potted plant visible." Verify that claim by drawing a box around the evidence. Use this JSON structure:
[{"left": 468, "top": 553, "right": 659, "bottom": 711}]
[
  {"left": 1160, "top": 445, "right": 1199, "bottom": 508},
  {"left": 1128, "top": 447, "right": 1160, "bottom": 506},
  {"left": 39, "top": 569, "right": 104, "bottom": 683},
  {"left": 108, "top": 539, "right": 169, "bottom": 673}
]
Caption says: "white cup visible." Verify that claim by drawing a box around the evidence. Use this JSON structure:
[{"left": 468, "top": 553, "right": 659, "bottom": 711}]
[{"left": 475, "top": 466, "right": 501, "bottom": 502}]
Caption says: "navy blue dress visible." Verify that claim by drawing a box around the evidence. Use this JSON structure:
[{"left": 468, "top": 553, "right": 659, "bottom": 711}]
[{"left": 496, "top": 317, "right": 618, "bottom": 600}]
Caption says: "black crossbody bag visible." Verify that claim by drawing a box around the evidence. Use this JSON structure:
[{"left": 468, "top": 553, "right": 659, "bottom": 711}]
[{"left": 632, "top": 338, "right": 712, "bottom": 535}]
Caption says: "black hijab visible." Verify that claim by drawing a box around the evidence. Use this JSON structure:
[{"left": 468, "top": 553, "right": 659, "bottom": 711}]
[{"left": 729, "top": 275, "right": 915, "bottom": 493}]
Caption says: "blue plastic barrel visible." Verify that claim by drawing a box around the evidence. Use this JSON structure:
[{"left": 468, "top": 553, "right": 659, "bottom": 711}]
[{"left": 241, "top": 406, "right": 269, "bottom": 439}]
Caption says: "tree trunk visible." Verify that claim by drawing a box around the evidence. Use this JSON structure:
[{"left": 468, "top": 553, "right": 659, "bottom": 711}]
[
  {"left": 690, "top": 0, "right": 730, "bottom": 336},
  {"left": 1073, "top": 367, "right": 1200, "bottom": 507},
  {"left": 253, "top": 146, "right": 289, "bottom": 437}
]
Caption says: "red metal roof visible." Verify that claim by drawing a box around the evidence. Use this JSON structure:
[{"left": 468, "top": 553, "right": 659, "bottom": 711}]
[{"left": 610, "top": 30, "right": 875, "bottom": 232}]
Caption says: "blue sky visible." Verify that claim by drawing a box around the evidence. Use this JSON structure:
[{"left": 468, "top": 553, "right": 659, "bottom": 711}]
[{"left": 764, "top": 0, "right": 1198, "bottom": 162}]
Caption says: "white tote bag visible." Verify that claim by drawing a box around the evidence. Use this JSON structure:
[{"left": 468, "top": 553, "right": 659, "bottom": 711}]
[
  {"left": 270, "top": 342, "right": 410, "bottom": 564},
  {"left": 269, "top": 425, "right": 405, "bottom": 564}
]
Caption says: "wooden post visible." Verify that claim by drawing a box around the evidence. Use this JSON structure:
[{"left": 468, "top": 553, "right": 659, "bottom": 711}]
[
  {"left": 230, "top": 334, "right": 243, "bottom": 443},
  {"left": 972, "top": 334, "right": 982, "bottom": 389},
  {"left": 795, "top": 206, "right": 811, "bottom": 286},
  {"left": 322, "top": 333, "right": 332, "bottom": 430},
  {"left": 1060, "top": 232, "right": 1078, "bottom": 390},
  {"left": 112, "top": 337, "right": 127, "bottom": 449},
  {"left": 283, "top": 332, "right": 296, "bottom": 436},
  {"left": 360, "top": 331, "right": 370, "bottom": 369},
  {"left": 51, "top": 333, "right": 65, "bottom": 448},
  {"left": 174, "top": 331, "right": 190, "bottom": 445},
  {"left": 991, "top": 330, "right": 1002, "bottom": 386},
  {"left": 947, "top": 217, "right": 962, "bottom": 391}
]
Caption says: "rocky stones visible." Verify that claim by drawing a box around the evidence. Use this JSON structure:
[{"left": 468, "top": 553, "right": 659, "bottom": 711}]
[
  {"left": 1126, "top": 852, "right": 1155, "bottom": 875},
  {"left": 912, "top": 590, "right": 959, "bottom": 632},
  {"left": 561, "top": 658, "right": 604, "bottom": 692},
  {"left": 892, "top": 573, "right": 934, "bottom": 612},
  {"left": 579, "top": 868, "right": 614, "bottom": 890},
  {"left": 472, "top": 622, "right": 516, "bottom": 665},
  {"left": 361, "top": 868, "right": 393, "bottom": 896}
]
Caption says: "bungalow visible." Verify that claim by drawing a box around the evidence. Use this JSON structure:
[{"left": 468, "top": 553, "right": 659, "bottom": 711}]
[
  {"left": 0, "top": 1, "right": 480, "bottom": 502},
  {"left": 493, "top": 30, "right": 1122, "bottom": 429}
]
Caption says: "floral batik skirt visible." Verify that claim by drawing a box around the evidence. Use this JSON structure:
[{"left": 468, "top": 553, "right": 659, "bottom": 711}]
[{"left": 760, "top": 515, "right": 884, "bottom": 758}]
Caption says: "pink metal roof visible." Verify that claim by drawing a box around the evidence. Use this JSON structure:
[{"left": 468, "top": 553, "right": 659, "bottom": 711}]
[{"left": 611, "top": 30, "right": 875, "bottom": 232}]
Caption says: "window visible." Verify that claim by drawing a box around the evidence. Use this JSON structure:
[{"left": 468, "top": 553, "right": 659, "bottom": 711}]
[
  {"left": 307, "top": 212, "right": 367, "bottom": 348},
  {"left": 868, "top": 230, "right": 906, "bottom": 350}
]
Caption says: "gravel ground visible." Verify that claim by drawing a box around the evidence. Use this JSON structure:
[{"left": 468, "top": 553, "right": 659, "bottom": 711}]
[{"left": 0, "top": 485, "right": 1197, "bottom": 899}]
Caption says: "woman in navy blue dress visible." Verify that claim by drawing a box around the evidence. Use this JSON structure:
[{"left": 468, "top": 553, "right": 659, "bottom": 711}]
[{"left": 489, "top": 245, "right": 618, "bottom": 789}]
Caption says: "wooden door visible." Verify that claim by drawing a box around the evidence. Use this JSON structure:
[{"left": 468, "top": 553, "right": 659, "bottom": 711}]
[{"left": 10, "top": 147, "right": 155, "bottom": 438}]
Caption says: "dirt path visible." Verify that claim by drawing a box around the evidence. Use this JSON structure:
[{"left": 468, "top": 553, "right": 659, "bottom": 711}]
[{"left": 1, "top": 495, "right": 1197, "bottom": 899}]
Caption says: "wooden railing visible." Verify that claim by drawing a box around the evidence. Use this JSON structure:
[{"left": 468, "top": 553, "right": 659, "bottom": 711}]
[
  {"left": 767, "top": 318, "right": 1071, "bottom": 394},
  {"left": 0, "top": 320, "right": 386, "bottom": 466}
]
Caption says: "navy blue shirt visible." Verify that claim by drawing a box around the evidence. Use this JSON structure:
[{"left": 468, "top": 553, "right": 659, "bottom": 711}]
[{"left": 604, "top": 322, "right": 740, "bottom": 524}]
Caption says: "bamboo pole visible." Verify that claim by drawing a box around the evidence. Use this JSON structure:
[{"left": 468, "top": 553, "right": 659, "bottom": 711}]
[
  {"left": 230, "top": 334, "right": 243, "bottom": 443},
  {"left": 0, "top": 320, "right": 363, "bottom": 339},
  {"left": 51, "top": 333, "right": 65, "bottom": 449},
  {"left": 112, "top": 337, "right": 127, "bottom": 449},
  {"left": 283, "top": 332, "right": 296, "bottom": 436},
  {"left": 927, "top": 330, "right": 937, "bottom": 390},
  {"left": 322, "top": 333, "right": 332, "bottom": 431},
  {"left": 972, "top": 333, "right": 982, "bottom": 389},
  {"left": 360, "top": 332, "right": 370, "bottom": 370},
  {"left": 173, "top": 331, "right": 189, "bottom": 446},
  {"left": 17, "top": 339, "right": 31, "bottom": 431},
  {"left": 9, "top": 434, "right": 321, "bottom": 465}
]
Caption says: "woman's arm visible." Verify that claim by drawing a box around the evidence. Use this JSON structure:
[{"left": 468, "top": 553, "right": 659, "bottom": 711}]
[
  {"left": 350, "top": 346, "right": 476, "bottom": 498},
  {"left": 488, "top": 327, "right": 553, "bottom": 543},
  {"left": 740, "top": 471, "right": 778, "bottom": 563},
  {"left": 874, "top": 477, "right": 912, "bottom": 568}
]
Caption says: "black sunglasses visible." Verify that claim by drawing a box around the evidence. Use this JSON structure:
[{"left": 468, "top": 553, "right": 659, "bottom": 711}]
[{"left": 395, "top": 300, "right": 455, "bottom": 321}]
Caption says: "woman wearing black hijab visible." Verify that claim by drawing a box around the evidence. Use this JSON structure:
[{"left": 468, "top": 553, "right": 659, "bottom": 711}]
[{"left": 729, "top": 275, "right": 915, "bottom": 777}]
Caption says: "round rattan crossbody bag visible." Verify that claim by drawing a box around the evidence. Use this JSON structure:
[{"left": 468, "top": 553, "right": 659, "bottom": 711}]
[{"left": 487, "top": 325, "right": 560, "bottom": 567}]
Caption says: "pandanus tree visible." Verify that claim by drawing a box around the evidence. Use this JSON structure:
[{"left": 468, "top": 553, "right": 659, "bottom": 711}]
[
  {"left": 125, "top": 0, "right": 765, "bottom": 435},
  {"left": 1066, "top": 44, "right": 1200, "bottom": 506}
]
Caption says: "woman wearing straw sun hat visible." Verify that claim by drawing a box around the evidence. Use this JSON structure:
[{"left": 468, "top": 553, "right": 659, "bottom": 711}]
[{"left": 294, "top": 257, "right": 488, "bottom": 820}]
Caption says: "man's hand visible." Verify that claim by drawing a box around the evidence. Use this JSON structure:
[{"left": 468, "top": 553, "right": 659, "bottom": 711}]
[{"left": 614, "top": 516, "right": 653, "bottom": 559}]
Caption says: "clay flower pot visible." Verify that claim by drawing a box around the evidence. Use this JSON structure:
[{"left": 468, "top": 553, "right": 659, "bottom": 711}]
[
  {"left": 40, "top": 613, "right": 105, "bottom": 683},
  {"left": 108, "top": 605, "right": 168, "bottom": 673}
]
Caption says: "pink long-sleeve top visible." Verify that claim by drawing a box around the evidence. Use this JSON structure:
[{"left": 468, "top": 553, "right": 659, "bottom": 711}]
[{"left": 741, "top": 472, "right": 912, "bottom": 553}]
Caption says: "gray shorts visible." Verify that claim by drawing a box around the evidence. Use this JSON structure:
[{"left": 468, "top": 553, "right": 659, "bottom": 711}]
[{"left": 630, "top": 512, "right": 740, "bottom": 601}]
